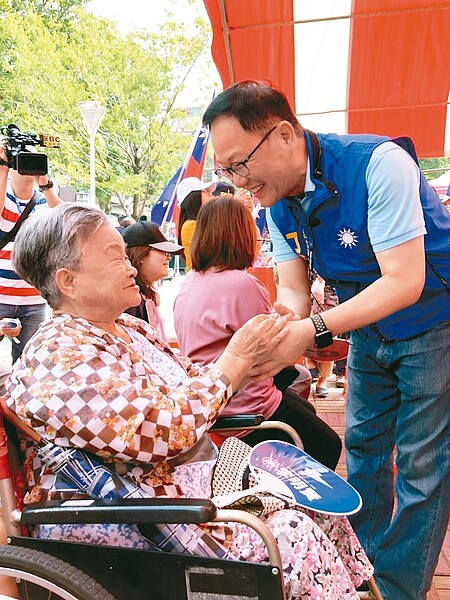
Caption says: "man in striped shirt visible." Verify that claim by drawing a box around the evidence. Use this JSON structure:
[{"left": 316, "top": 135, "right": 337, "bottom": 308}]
[{"left": 0, "top": 145, "right": 62, "bottom": 363}]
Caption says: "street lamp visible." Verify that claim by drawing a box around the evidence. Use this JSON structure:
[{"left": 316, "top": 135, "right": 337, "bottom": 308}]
[{"left": 78, "top": 101, "right": 106, "bottom": 207}]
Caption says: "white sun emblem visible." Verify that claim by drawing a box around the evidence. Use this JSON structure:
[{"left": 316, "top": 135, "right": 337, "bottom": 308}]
[{"left": 338, "top": 228, "right": 358, "bottom": 248}]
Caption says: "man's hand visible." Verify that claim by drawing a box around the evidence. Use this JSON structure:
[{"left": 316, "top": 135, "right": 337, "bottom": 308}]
[
  {"left": 0, "top": 143, "right": 9, "bottom": 215},
  {"left": 234, "top": 187, "right": 254, "bottom": 210},
  {"left": 249, "top": 317, "right": 316, "bottom": 381},
  {"left": 0, "top": 319, "right": 21, "bottom": 344},
  {"left": 34, "top": 175, "right": 50, "bottom": 187},
  {"left": 0, "top": 143, "right": 9, "bottom": 168},
  {"left": 215, "top": 313, "right": 291, "bottom": 392}
]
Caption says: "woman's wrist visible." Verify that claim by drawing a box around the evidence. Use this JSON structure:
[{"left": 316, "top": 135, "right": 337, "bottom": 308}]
[{"left": 215, "top": 350, "right": 252, "bottom": 392}]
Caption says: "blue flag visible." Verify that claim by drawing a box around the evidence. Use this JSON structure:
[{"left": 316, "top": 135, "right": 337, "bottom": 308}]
[{"left": 150, "top": 166, "right": 182, "bottom": 225}]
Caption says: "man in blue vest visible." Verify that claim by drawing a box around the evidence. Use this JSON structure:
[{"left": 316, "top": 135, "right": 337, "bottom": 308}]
[{"left": 203, "top": 81, "right": 450, "bottom": 600}]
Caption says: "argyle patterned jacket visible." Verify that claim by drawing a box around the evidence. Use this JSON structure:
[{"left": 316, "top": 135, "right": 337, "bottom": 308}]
[{"left": 6, "top": 312, "right": 232, "bottom": 501}]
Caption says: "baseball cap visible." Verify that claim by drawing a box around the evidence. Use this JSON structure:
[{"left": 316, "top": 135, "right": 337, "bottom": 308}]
[
  {"left": 177, "top": 177, "right": 216, "bottom": 205},
  {"left": 212, "top": 182, "right": 235, "bottom": 196},
  {"left": 122, "top": 221, "right": 183, "bottom": 254}
]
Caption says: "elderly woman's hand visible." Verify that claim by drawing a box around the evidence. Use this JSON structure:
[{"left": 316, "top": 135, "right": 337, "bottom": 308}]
[
  {"left": 214, "top": 313, "right": 290, "bottom": 392},
  {"left": 273, "top": 302, "right": 302, "bottom": 321},
  {"left": 229, "top": 313, "right": 290, "bottom": 363}
]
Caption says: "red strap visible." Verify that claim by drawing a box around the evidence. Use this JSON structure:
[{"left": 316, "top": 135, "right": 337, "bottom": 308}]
[{"left": 0, "top": 414, "right": 12, "bottom": 480}]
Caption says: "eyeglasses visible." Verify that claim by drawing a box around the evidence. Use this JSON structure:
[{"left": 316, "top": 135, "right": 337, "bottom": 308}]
[{"left": 215, "top": 125, "right": 277, "bottom": 180}]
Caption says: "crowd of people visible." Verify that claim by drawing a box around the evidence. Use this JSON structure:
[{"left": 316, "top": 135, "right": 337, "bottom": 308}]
[{"left": 0, "top": 80, "right": 449, "bottom": 600}]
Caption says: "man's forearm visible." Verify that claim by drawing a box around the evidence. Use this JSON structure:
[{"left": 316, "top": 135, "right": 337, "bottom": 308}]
[
  {"left": 0, "top": 147, "right": 9, "bottom": 214},
  {"left": 42, "top": 187, "right": 63, "bottom": 207},
  {"left": 251, "top": 273, "right": 422, "bottom": 381}
]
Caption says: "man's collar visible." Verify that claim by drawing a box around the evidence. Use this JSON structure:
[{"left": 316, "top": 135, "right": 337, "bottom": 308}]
[{"left": 304, "top": 156, "right": 315, "bottom": 193}]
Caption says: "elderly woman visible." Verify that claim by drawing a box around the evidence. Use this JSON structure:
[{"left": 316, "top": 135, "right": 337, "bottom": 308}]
[
  {"left": 174, "top": 196, "right": 342, "bottom": 470},
  {"left": 5, "top": 204, "right": 373, "bottom": 599}
]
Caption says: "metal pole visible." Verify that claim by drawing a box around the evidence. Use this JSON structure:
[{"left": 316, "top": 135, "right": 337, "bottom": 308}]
[
  {"left": 89, "top": 133, "right": 96, "bottom": 207},
  {"left": 78, "top": 101, "right": 106, "bottom": 208}
]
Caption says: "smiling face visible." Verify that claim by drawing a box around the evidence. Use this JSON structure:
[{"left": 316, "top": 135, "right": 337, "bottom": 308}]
[
  {"left": 63, "top": 223, "right": 140, "bottom": 321},
  {"left": 210, "top": 116, "right": 307, "bottom": 207},
  {"left": 139, "top": 248, "right": 171, "bottom": 285}
]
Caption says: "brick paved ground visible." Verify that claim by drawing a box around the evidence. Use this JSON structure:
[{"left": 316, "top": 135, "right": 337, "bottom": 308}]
[{"left": 313, "top": 383, "right": 450, "bottom": 599}]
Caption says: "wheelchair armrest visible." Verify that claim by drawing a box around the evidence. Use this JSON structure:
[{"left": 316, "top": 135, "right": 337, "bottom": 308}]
[
  {"left": 20, "top": 498, "right": 217, "bottom": 526},
  {"left": 20, "top": 499, "right": 284, "bottom": 573},
  {"left": 210, "top": 414, "right": 303, "bottom": 448},
  {"left": 211, "top": 414, "right": 265, "bottom": 430}
]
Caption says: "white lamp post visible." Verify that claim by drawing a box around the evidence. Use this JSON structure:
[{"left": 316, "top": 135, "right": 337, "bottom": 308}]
[{"left": 78, "top": 101, "right": 106, "bottom": 206}]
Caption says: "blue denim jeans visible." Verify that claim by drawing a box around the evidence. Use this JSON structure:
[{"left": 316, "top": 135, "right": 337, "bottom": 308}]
[
  {"left": 0, "top": 303, "right": 48, "bottom": 363},
  {"left": 346, "top": 320, "right": 450, "bottom": 599}
]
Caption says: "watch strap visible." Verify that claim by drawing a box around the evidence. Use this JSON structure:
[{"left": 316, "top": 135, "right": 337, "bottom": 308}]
[
  {"left": 39, "top": 179, "right": 53, "bottom": 191},
  {"left": 0, "top": 157, "right": 9, "bottom": 167},
  {"left": 310, "top": 313, "right": 333, "bottom": 348},
  {"left": 310, "top": 313, "right": 328, "bottom": 335}
]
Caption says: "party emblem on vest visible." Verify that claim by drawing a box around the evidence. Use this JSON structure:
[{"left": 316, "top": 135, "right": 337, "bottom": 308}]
[{"left": 338, "top": 228, "right": 358, "bottom": 248}]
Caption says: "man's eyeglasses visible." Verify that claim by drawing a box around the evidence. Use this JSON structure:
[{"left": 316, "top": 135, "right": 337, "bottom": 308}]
[{"left": 215, "top": 125, "right": 277, "bottom": 180}]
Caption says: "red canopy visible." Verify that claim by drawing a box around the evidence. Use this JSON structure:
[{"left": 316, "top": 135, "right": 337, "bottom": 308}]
[{"left": 203, "top": 0, "right": 450, "bottom": 158}]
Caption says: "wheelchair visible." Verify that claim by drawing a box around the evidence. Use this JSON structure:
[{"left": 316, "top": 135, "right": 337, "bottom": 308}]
[{"left": 0, "top": 402, "right": 382, "bottom": 600}]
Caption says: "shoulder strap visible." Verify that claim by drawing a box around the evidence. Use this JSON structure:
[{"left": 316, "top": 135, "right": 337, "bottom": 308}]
[
  {"left": 304, "top": 130, "right": 336, "bottom": 193},
  {"left": 305, "top": 129, "right": 323, "bottom": 179},
  {"left": 0, "top": 190, "right": 39, "bottom": 251}
]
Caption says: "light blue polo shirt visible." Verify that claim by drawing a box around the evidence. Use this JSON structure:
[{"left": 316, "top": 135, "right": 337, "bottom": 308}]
[{"left": 268, "top": 141, "right": 426, "bottom": 263}]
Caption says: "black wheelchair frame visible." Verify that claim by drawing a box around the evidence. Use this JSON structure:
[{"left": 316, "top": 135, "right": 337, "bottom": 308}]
[{"left": 0, "top": 410, "right": 382, "bottom": 600}]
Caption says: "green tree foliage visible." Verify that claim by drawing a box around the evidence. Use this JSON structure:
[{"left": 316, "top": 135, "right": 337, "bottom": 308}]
[
  {"left": 2, "top": 0, "right": 88, "bottom": 27},
  {"left": 419, "top": 157, "right": 450, "bottom": 180},
  {"left": 0, "top": 3, "right": 213, "bottom": 217}
]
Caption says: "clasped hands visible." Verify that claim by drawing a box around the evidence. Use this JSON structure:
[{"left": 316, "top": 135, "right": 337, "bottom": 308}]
[{"left": 227, "top": 302, "right": 314, "bottom": 385}]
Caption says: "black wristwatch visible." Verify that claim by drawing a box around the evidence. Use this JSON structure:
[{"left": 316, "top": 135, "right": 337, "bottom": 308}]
[
  {"left": 39, "top": 179, "right": 54, "bottom": 191},
  {"left": 310, "top": 314, "right": 333, "bottom": 348}
]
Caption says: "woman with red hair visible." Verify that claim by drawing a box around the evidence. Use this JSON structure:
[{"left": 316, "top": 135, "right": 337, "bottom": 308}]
[{"left": 174, "top": 196, "right": 342, "bottom": 469}]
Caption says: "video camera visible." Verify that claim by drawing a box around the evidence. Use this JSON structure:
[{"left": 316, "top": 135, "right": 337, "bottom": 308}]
[{"left": 1, "top": 124, "right": 60, "bottom": 176}]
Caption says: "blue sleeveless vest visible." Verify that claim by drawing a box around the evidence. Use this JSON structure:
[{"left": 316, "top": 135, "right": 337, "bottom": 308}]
[{"left": 269, "top": 131, "right": 450, "bottom": 341}]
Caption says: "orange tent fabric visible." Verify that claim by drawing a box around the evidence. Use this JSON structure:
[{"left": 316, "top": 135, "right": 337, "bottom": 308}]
[{"left": 203, "top": 0, "right": 450, "bottom": 158}]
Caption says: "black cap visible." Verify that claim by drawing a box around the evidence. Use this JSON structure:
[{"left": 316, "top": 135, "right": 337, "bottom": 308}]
[
  {"left": 121, "top": 221, "right": 183, "bottom": 254},
  {"left": 212, "top": 182, "right": 235, "bottom": 196}
]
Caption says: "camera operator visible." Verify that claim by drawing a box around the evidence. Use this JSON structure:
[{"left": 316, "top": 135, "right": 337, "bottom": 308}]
[{"left": 0, "top": 143, "right": 62, "bottom": 364}]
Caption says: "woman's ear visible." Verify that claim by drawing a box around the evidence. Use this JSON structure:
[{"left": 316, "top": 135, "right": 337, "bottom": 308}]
[{"left": 54, "top": 268, "right": 77, "bottom": 299}]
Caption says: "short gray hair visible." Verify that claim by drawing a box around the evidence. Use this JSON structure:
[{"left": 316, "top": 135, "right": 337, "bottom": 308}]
[{"left": 13, "top": 203, "right": 109, "bottom": 308}]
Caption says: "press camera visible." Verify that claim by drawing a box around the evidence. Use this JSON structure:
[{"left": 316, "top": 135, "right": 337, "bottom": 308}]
[{"left": 1, "top": 124, "right": 60, "bottom": 176}]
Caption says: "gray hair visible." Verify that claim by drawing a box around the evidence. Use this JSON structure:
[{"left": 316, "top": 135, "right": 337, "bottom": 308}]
[{"left": 13, "top": 203, "right": 109, "bottom": 309}]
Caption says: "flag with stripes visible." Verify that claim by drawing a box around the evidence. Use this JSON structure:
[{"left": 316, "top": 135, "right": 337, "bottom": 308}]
[{"left": 151, "top": 100, "right": 213, "bottom": 228}]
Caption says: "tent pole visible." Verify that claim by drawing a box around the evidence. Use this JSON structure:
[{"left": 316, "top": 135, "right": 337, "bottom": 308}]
[{"left": 218, "top": 0, "right": 234, "bottom": 84}]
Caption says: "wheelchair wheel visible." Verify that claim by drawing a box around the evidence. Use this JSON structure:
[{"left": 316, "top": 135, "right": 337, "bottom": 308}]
[{"left": 0, "top": 545, "right": 116, "bottom": 600}]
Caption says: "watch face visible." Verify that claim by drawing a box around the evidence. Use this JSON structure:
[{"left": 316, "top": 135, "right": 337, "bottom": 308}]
[{"left": 316, "top": 329, "right": 333, "bottom": 348}]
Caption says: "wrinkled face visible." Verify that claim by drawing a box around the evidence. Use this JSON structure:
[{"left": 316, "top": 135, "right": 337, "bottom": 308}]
[
  {"left": 71, "top": 223, "right": 140, "bottom": 317},
  {"left": 210, "top": 116, "right": 303, "bottom": 207},
  {"left": 139, "top": 248, "right": 171, "bottom": 285}
]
